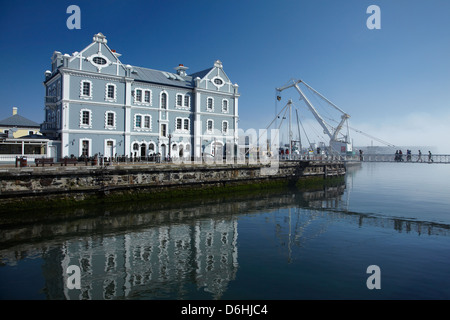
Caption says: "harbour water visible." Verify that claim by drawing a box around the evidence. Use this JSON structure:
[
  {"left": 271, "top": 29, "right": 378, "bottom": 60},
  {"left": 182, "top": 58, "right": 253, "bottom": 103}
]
[{"left": 1, "top": 162, "right": 450, "bottom": 300}]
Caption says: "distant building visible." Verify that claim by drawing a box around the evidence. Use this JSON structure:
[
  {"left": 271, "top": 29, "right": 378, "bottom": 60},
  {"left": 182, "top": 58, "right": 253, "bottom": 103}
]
[
  {"left": 0, "top": 107, "right": 53, "bottom": 162},
  {"left": 41, "top": 32, "right": 240, "bottom": 160},
  {"left": 0, "top": 107, "right": 41, "bottom": 138}
]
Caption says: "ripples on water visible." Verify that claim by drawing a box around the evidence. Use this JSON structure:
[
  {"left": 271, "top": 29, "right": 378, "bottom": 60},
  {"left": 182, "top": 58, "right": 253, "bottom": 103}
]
[{"left": 1, "top": 162, "right": 450, "bottom": 300}]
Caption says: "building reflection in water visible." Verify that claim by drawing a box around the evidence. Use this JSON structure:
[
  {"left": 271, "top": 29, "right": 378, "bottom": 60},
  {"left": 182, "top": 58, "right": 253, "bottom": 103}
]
[
  {"left": 56, "top": 217, "right": 238, "bottom": 300},
  {"left": 3, "top": 179, "right": 447, "bottom": 300}
]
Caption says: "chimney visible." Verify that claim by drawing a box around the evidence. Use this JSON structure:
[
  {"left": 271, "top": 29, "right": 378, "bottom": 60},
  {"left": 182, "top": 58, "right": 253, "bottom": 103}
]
[
  {"left": 175, "top": 64, "right": 188, "bottom": 77},
  {"left": 12, "top": 107, "right": 17, "bottom": 115}
]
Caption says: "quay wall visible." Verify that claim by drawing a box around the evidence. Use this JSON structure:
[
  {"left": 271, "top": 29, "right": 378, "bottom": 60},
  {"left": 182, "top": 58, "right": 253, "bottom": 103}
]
[{"left": 0, "top": 161, "right": 345, "bottom": 212}]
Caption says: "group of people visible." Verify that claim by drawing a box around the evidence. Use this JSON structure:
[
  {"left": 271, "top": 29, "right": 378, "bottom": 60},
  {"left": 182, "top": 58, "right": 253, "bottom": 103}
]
[{"left": 395, "top": 150, "right": 433, "bottom": 162}]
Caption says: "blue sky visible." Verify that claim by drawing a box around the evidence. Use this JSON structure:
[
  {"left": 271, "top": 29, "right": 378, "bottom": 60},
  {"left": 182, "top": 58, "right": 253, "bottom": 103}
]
[{"left": 1, "top": 0, "right": 449, "bottom": 151}]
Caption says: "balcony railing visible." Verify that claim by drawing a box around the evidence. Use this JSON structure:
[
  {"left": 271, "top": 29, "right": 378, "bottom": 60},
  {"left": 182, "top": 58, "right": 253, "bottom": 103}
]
[
  {"left": 45, "top": 96, "right": 57, "bottom": 104},
  {"left": 40, "top": 122, "right": 57, "bottom": 131}
]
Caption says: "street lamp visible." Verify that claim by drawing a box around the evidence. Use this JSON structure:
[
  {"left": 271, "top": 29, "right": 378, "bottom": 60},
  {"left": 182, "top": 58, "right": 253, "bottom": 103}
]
[{"left": 168, "top": 133, "right": 172, "bottom": 161}]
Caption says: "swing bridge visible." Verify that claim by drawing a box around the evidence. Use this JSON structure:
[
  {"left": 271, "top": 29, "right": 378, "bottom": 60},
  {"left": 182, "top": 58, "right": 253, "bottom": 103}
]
[{"left": 259, "top": 79, "right": 450, "bottom": 165}]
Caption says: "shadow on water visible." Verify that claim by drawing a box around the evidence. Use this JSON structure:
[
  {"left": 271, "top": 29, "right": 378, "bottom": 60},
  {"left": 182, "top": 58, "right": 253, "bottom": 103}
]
[{"left": 1, "top": 178, "right": 450, "bottom": 300}]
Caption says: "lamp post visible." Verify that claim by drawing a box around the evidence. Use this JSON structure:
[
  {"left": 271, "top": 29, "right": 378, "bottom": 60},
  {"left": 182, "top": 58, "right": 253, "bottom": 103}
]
[{"left": 168, "top": 133, "right": 172, "bottom": 162}]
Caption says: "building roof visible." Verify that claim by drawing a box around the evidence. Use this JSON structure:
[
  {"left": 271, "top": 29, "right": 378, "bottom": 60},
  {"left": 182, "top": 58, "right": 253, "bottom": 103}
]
[
  {"left": 189, "top": 68, "right": 214, "bottom": 80},
  {"left": 130, "top": 66, "right": 194, "bottom": 88},
  {"left": 0, "top": 114, "right": 40, "bottom": 128}
]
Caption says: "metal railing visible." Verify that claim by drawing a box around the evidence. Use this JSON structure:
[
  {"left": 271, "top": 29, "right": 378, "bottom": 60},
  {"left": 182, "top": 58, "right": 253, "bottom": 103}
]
[{"left": 359, "top": 153, "right": 450, "bottom": 164}]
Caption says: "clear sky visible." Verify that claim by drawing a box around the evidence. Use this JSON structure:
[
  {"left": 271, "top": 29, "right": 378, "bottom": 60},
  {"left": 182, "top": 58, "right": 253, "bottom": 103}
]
[{"left": 1, "top": 0, "right": 449, "bottom": 152}]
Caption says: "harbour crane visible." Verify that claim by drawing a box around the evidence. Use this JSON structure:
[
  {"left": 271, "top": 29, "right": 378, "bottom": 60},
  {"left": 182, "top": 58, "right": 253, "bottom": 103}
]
[{"left": 276, "top": 79, "right": 352, "bottom": 155}]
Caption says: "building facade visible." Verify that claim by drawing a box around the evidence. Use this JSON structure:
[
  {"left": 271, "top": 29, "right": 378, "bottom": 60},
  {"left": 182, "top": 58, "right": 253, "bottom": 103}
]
[
  {"left": 41, "top": 33, "right": 240, "bottom": 160},
  {"left": 0, "top": 107, "right": 41, "bottom": 138}
]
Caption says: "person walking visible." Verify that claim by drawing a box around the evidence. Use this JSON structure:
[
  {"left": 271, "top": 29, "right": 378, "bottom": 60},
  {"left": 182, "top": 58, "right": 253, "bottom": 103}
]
[
  {"left": 428, "top": 151, "right": 433, "bottom": 163},
  {"left": 417, "top": 150, "right": 422, "bottom": 162}
]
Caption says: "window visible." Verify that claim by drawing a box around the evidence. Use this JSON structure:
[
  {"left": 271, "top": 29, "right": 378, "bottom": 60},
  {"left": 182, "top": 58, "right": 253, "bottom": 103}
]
[
  {"left": 212, "top": 76, "right": 225, "bottom": 88},
  {"left": 161, "top": 92, "right": 167, "bottom": 109},
  {"left": 105, "top": 111, "right": 116, "bottom": 129},
  {"left": 81, "top": 140, "right": 89, "bottom": 157},
  {"left": 135, "top": 89, "right": 142, "bottom": 103},
  {"left": 83, "top": 82, "right": 90, "bottom": 96},
  {"left": 184, "top": 95, "right": 190, "bottom": 108},
  {"left": 184, "top": 119, "right": 189, "bottom": 131},
  {"left": 80, "top": 109, "right": 92, "bottom": 128},
  {"left": 176, "top": 94, "right": 183, "bottom": 107},
  {"left": 106, "top": 84, "right": 115, "bottom": 100},
  {"left": 144, "top": 90, "right": 151, "bottom": 103},
  {"left": 144, "top": 116, "right": 151, "bottom": 129},
  {"left": 161, "top": 124, "right": 167, "bottom": 137},
  {"left": 176, "top": 118, "right": 182, "bottom": 130},
  {"left": 93, "top": 56, "right": 107, "bottom": 65},
  {"left": 80, "top": 80, "right": 92, "bottom": 99},
  {"left": 82, "top": 111, "right": 89, "bottom": 125},
  {"left": 134, "top": 114, "right": 151, "bottom": 131},
  {"left": 207, "top": 120, "right": 213, "bottom": 132},
  {"left": 207, "top": 97, "right": 213, "bottom": 111},
  {"left": 135, "top": 115, "right": 142, "bottom": 128},
  {"left": 222, "top": 100, "right": 228, "bottom": 113},
  {"left": 222, "top": 121, "right": 228, "bottom": 134}
]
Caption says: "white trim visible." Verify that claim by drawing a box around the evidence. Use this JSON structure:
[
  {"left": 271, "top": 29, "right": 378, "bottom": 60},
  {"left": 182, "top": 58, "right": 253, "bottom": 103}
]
[
  {"left": 211, "top": 76, "right": 225, "bottom": 89},
  {"left": 104, "top": 139, "right": 116, "bottom": 158},
  {"left": 206, "top": 119, "right": 214, "bottom": 133},
  {"left": 86, "top": 52, "right": 112, "bottom": 72},
  {"left": 133, "top": 87, "right": 152, "bottom": 106},
  {"left": 105, "top": 110, "right": 117, "bottom": 130},
  {"left": 176, "top": 93, "right": 183, "bottom": 107},
  {"left": 105, "top": 83, "right": 117, "bottom": 102},
  {"left": 79, "top": 108, "right": 92, "bottom": 128},
  {"left": 160, "top": 90, "right": 168, "bottom": 109},
  {"left": 206, "top": 97, "right": 214, "bottom": 112},
  {"left": 79, "top": 138, "right": 92, "bottom": 157},
  {"left": 222, "top": 120, "right": 229, "bottom": 135},
  {"left": 80, "top": 80, "right": 93, "bottom": 100},
  {"left": 160, "top": 123, "right": 168, "bottom": 138},
  {"left": 174, "top": 117, "right": 190, "bottom": 134},
  {"left": 133, "top": 113, "right": 152, "bottom": 132},
  {"left": 222, "top": 99, "right": 229, "bottom": 113}
]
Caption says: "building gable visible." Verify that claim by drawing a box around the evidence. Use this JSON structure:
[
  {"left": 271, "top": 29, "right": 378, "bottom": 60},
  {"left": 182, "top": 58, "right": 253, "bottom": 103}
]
[
  {"left": 192, "top": 60, "right": 236, "bottom": 94},
  {"left": 67, "top": 33, "right": 127, "bottom": 77}
]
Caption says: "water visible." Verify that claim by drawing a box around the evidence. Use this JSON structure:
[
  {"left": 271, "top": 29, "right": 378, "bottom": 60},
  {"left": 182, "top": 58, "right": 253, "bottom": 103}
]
[{"left": 1, "top": 162, "right": 450, "bottom": 300}]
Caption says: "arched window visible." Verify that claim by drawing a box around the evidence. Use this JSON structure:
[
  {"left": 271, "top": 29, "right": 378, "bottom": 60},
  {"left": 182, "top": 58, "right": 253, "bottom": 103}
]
[{"left": 161, "top": 92, "right": 167, "bottom": 109}]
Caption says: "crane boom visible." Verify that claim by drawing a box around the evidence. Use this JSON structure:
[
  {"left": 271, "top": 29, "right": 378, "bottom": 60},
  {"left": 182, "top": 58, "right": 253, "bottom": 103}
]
[{"left": 276, "top": 79, "right": 352, "bottom": 154}]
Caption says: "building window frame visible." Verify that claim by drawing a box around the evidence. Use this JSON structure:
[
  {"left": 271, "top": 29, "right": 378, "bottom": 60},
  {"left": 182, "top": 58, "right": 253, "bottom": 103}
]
[
  {"left": 134, "top": 113, "right": 152, "bottom": 131},
  {"left": 206, "top": 119, "right": 214, "bottom": 133},
  {"left": 80, "top": 108, "right": 92, "bottom": 128},
  {"left": 80, "top": 80, "right": 93, "bottom": 100},
  {"left": 160, "top": 91, "right": 168, "bottom": 109},
  {"left": 176, "top": 94, "right": 183, "bottom": 107},
  {"left": 174, "top": 117, "right": 190, "bottom": 133},
  {"left": 79, "top": 138, "right": 92, "bottom": 157},
  {"left": 105, "top": 83, "right": 117, "bottom": 102},
  {"left": 105, "top": 111, "right": 116, "bottom": 130},
  {"left": 222, "top": 120, "right": 229, "bottom": 135},
  {"left": 206, "top": 97, "right": 214, "bottom": 112},
  {"left": 222, "top": 99, "right": 229, "bottom": 113}
]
